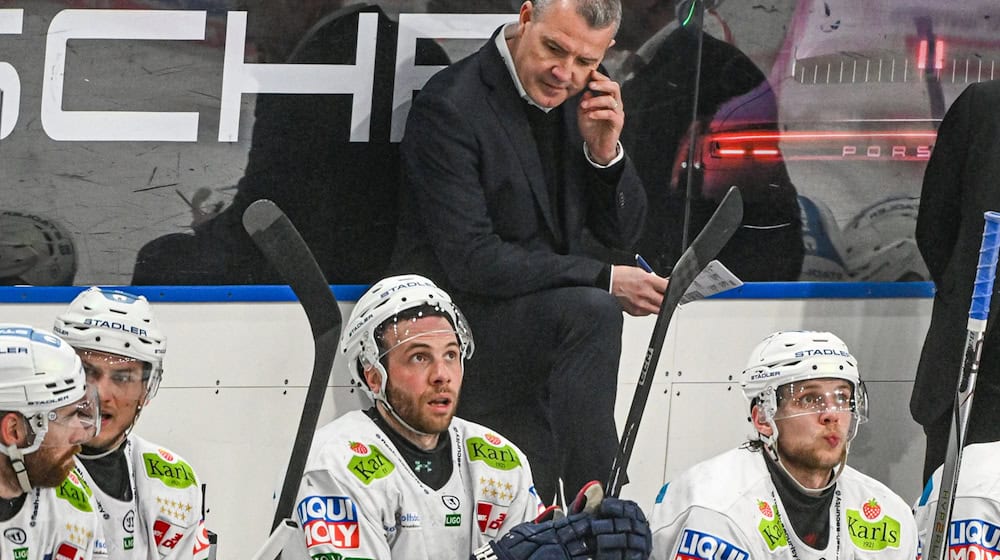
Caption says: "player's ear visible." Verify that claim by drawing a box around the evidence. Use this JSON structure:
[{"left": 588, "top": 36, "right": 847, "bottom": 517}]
[
  {"left": 751, "top": 405, "right": 773, "bottom": 436},
  {"left": 363, "top": 367, "right": 383, "bottom": 396},
  {"left": 0, "top": 412, "right": 27, "bottom": 447}
]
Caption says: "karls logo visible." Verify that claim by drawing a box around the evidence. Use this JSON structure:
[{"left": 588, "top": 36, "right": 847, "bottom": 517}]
[
  {"left": 347, "top": 444, "right": 394, "bottom": 485},
  {"left": 947, "top": 518, "right": 1000, "bottom": 558},
  {"left": 675, "top": 529, "right": 749, "bottom": 560},
  {"left": 56, "top": 474, "right": 93, "bottom": 513},
  {"left": 297, "top": 495, "right": 360, "bottom": 549},
  {"left": 0, "top": 9, "right": 514, "bottom": 143},
  {"left": 846, "top": 506, "right": 901, "bottom": 551},
  {"left": 466, "top": 437, "right": 522, "bottom": 471},
  {"left": 476, "top": 502, "right": 509, "bottom": 538},
  {"left": 143, "top": 453, "right": 197, "bottom": 490}
]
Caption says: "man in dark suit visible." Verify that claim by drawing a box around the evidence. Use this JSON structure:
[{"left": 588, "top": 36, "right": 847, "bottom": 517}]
[
  {"left": 391, "top": 0, "right": 667, "bottom": 503},
  {"left": 912, "top": 79, "right": 1000, "bottom": 485}
]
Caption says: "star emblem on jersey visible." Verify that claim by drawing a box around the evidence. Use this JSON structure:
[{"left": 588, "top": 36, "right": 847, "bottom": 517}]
[
  {"left": 414, "top": 460, "right": 432, "bottom": 472},
  {"left": 478, "top": 477, "right": 515, "bottom": 504}
]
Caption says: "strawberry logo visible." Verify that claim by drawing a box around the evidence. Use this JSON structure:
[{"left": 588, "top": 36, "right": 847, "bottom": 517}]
[
  {"left": 350, "top": 441, "right": 369, "bottom": 455},
  {"left": 485, "top": 433, "right": 501, "bottom": 445},
  {"left": 158, "top": 449, "right": 174, "bottom": 462},
  {"left": 757, "top": 500, "right": 774, "bottom": 519},
  {"left": 862, "top": 498, "right": 881, "bottom": 520}
]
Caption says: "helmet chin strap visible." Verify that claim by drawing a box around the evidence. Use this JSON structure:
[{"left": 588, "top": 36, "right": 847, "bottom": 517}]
[
  {"left": 78, "top": 399, "right": 145, "bottom": 460},
  {"left": 6, "top": 445, "right": 31, "bottom": 494},
  {"left": 762, "top": 420, "right": 849, "bottom": 497},
  {"left": 370, "top": 363, "right": 439, "bottom": 440}
]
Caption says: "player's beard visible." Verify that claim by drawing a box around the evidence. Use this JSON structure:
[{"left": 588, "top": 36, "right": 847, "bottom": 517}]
[
  {"left": 385, "top": 381, "right": 458, "bottom": 435},
  {"left": 25, "top": 444, "right": 82, "bottom": 488}
]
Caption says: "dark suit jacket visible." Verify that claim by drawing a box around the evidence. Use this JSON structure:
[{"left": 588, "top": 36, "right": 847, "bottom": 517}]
[
  {"left": 912, "top": 79, "right": 1000, "bottom": 426},
  {"left": 391, "top": 28, "right": 647, "bottom": 301}
]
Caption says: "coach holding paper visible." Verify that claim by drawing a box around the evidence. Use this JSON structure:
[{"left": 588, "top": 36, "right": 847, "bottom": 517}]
[{"left": 391, "top": 0, "right": 667, "bottom": 503}]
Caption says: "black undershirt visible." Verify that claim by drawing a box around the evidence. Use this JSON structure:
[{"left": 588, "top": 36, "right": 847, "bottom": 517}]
[
  {"left": 764, "top": 451, "right": 835, "bottom": 549},
  {"left": 79, "top": 444, "right": 133, "bottom": 501},
  {"left": 365, "top": 408, "right": 453, "bottom": 490},
  {"left": 0, "top": 492, "right": 26, "bottom": 521}
]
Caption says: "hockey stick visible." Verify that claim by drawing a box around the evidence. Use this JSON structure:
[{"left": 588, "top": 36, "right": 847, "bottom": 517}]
[
  {"left": 242, "top": 199, "right": 343, "bottom": 534},
  {"left": 926, "top": 211, "right": 1000, "bottom": 560},
  {"left": 605, "top": 186, "right": 743, "bottom": 497}
]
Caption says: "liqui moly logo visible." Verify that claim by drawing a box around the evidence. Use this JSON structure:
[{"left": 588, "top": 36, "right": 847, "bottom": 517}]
[
  {"left": 676, "top": 529, "right": 749, "bottom": 560},
  {"left": 296, "top": 495, "right": 360, "bottom": 549},
  {"left": 948, "top": 519, "right": 1000, "bottom": 559}
]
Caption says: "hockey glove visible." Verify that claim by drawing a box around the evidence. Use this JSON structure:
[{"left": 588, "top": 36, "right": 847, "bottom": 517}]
[{"left": 470, "top": 497, "right": 652, "bottom": 560}]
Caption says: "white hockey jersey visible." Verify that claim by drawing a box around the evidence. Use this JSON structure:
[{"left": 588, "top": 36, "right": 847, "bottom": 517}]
[
  {"left": 291, "top": 410, "right": 544, "bottom": 559},
  {"left": 76, "top": 436, "right": 209, "bottom": 560},
  {"left": 650, "top": 447, "right": 918, "bottom": 560},
  {"left": 913, "top": 441, "right": 1000, "bottom": 559},
  {"left": 0, "top": 466, "right": 107, "bottom": 559}
]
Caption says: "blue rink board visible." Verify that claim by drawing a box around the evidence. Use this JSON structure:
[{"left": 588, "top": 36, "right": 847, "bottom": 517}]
[{"left": 0, "top": 282, "right": 934, "bottom": 303}]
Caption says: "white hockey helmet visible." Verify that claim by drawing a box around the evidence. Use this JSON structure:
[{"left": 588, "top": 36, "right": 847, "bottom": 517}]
[
  {"left": 0, "top": 211, "right": 77, "bottom": 285},
  {"left": 341, "top": 274, "right": 474, "bottom": 400},
  {"left": 0, "top": 325, "right": 98, "bottom": 453},
  {"left": 741, "top": 330, "right": 868, "bottom": 494},
  {"left": 742, "top": 330, "right": 868, "bottom": 434},
  {"left": 53, "top": 287, "right": 166, "bottom": 400}
]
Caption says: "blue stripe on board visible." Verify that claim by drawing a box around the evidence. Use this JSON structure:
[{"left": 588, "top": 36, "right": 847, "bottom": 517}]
[
  {"left": 0, "top": 285, "right": 370, "bottom": 303},
  {"left": 0, "top": 282, "right": 933, "bottom": 303}
]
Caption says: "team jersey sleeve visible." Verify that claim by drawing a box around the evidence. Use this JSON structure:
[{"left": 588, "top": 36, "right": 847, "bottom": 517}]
[
  {"left": 650, "top": 492, "right": 756, "bottom": 560},
  {"left": 293, "top": 466, "right": 393, "bottom": 560}
]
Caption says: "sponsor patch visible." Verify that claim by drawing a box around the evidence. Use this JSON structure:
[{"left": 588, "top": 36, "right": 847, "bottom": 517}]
[
  {"left": 56, "top": 474, "right": 93, "bottom": 513},
  {"left": 297, "top": 495, "right": 360, "bottom": 549},
  {"left": 4, "top": 528, "right": 26, "bottom": 545},
  {"left": 445, "top": 514, "right": 462, "bottom": 527},
  {"left": 12, "top": 548, "right": 26, "bottom": 560},
  {"left": 54, "top": 541, "right": 84, "bottom": 560},
  {"left": 399, "top": 512, "right": 421, "bottom": 528},
  {"left": 153, "top": 517, "right": 186, "bottom": 556},
  {"left": 476, "top": 502, "right": 509, "bottom": 537},
  {"left": 123, "top": 536, "right": 134, "bottom": 550},
  {"left": 192, "top": 521, "right": 211, "bottom": 556},
  {"left": 754, "top": 499, "right": 787, "bottom": 551},
  {"left": 442, "top": 495, "right": 460, "bottom": 511},
  {"left": 675, "top": 529, "right": 749, "bottom": 560},
  {"left": 143, "top": 452, "right": 198, "bottom": 489},
  {"left": 347, "top": 444, "right": 394, "bottom": 485},
  {"left": 947, "top": 518, "right": 1000, "bottom": 558},
  {"left": 466, "top": 438, "right": 521, "bottom": 471},
  {"left": 846, "top": 506, "right": 901, "bottom": 550}
]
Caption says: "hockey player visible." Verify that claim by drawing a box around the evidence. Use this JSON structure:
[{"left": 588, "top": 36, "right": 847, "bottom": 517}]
[
  {"left": 291, "top": 274, "right": 651, "bottom": 559},
  {"left": 54, "top": 287, "right": 210, "bottom": 559},
  {"left": 0, "top": 324, "right": 104, "bottom": 559},
  {"left": 913, "top": 440, "right": 1000, "bottom": 558},
  {"left": 649, "top": 330, "right": 917, "bottom": 559}
]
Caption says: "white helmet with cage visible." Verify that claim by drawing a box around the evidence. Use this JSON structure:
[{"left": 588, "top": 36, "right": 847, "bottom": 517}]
[
  {"left": 0, "top": 325, "right": 100, "bottom": 491},
  {"left": 341, "top": 274, "right": 474, "bottom": 402},
  {"left": 741, "top": 330, "right": 869, "bottom": 492},
  {"left": 0, "top": 211, "right": 77, "bottom": 286},
  {"left": 53, "top": 287, "right": 167, "bottom": 400}
]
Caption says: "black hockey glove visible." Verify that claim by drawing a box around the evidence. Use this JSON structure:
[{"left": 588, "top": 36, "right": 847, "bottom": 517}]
[{"left": 469, "top": 497, "right": 652, "bottom": 560}]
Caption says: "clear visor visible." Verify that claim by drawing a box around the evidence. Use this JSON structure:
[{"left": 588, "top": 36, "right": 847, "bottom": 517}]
[
  {"left": 772, "top": 380, "right": 869, "bottom": 423},
  {"left": 79, "top": 350, "right": 149, "bottom": 404},
  {"left": 36, "top": 385, "right": 101, "bottom": 447},
  {"left": 373, "top": 304, "right": 473, "bottom": 363}
]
